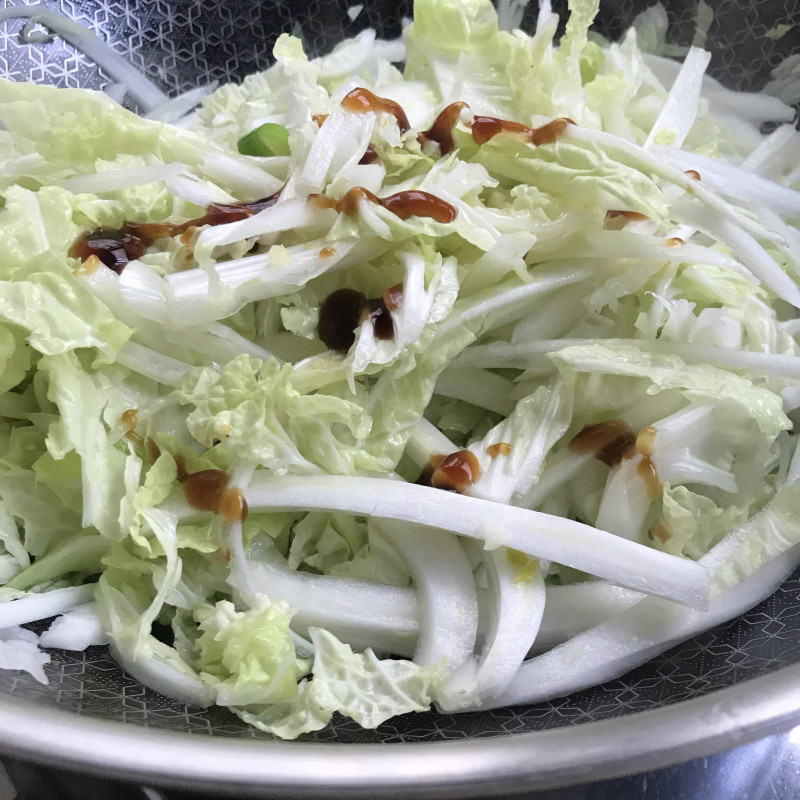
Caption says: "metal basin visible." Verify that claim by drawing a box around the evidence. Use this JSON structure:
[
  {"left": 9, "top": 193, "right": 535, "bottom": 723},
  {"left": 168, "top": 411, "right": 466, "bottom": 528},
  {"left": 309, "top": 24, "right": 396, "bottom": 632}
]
[{"left": 1, "top": 0, "right": 799, "bottom": 794}]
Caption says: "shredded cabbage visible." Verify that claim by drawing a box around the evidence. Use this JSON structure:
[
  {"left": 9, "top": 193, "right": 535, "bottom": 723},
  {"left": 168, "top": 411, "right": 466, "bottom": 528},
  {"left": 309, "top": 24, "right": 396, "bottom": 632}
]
[{"left": 1, "top": 0, "right": 799, "bottom": 739}]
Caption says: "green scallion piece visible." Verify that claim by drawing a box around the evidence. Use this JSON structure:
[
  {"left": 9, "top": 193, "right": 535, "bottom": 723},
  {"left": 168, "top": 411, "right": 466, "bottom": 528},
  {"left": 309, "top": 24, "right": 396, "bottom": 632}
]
[{"left": 237, "top": 123, "right": 291, "bottom": 157}]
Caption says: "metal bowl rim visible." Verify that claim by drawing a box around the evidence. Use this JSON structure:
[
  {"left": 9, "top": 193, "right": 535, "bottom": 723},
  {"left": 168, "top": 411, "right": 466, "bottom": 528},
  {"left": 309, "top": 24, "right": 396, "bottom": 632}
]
[{"left": 0, "top": 662, "right": 799, "bottom": 797}]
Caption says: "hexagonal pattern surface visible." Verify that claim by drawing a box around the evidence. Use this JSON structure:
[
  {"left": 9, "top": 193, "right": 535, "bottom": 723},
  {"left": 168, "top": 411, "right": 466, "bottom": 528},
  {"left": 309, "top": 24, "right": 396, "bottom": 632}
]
[{"left": 2, "top": 0, "right": 800, "bottom": 745}]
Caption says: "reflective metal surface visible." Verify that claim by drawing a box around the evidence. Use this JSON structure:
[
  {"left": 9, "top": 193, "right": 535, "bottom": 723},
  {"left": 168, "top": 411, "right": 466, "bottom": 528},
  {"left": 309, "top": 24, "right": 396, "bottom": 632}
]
[
  {"left": 1, "top": 0, "right": 800, "bottom": 792},
  {"left": 2, "top": 661, "right": 800, "bottom": 796}
]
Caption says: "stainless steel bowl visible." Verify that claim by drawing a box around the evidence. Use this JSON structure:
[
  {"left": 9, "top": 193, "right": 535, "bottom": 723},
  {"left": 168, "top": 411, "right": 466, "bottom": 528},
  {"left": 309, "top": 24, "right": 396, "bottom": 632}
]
[{"left": 1, "top": 0, "right": 799, "bottom": 794}]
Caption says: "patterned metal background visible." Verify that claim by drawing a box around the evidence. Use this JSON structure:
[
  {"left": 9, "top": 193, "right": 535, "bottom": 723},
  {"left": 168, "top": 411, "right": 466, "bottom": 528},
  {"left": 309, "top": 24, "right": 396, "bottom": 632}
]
[{"left": 1, "top": 0, "right": 800, "bottom": 745}]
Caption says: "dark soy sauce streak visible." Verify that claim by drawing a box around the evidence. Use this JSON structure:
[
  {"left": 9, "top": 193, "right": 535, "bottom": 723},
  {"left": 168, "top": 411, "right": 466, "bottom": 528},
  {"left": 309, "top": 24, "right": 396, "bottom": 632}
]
[
  {"left": 570, "top": 420, "right": 662, "bottom": 494},
  {"left": 308, "top": 187, "right": 457, "bottom": 224},
  {"left": 69, "top": 192, "right": 282, "bottom": 273},
  {"left": 341, "top": 87, "right": 411, "bottom": 133},
  {"left": 470, "top": 116, "right": 574, "bottom": 146},
  {"left": 419, "top": 103, "right": 573, "bottom": 155},
  {"left": 419, "top": 102, "right": 468, "bottom": 155}
]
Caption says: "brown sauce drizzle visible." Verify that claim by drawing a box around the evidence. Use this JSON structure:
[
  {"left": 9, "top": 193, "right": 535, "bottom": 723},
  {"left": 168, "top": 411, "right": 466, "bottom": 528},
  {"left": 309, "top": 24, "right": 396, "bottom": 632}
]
[
  {"left": 174, "top": 456, "right": 248, "bottom": 522},
  {"left": 419, "top": 102, "right": 469, "bottom": 156},
  {"left": 597, "top": 433, "right": 637, "bottom": 467},
  {"left": 635, "top": 426, "right": 657, "bottom": 458},
  {"left": 570, "top": 420, "right": 631, "bottom": 457},
  {"left": 308, "top": 187, "right": 457, "bottom": 224},
  {"left": 637, "top": 457, "right": 662, "bottom": 499},
  {"left": 487, "top": 442, "right": 512, "bottom": 458},
  {"left": 382, "top": 283, "right": 404, "bottom": 312},
  {"left": 415, "top": 463, "right": 436, "bottom": 486},
  {"left": 121, "top": 408, "right": 138, "bottom": 433},
  {"left": 471, "top": 116, "right": 573, "bottom": 146},
  {"left": 341, "top": 87, "right": 410, "bottom": 134},
  {"left": 312, "top": 113, "right": 329, "bottom": 127},
  {"left": 318, "top": 288, "right": 366, "bottom": 352},
  {"left": 219, "top": 488, "right": 249, "bottom": 523},
  {"left": 361, "top": 297, "right": 395, "bottom": 340},
  {"left": 430, "top": 450, "right": 482, "bottom": 493},
  {"left": 571, "top": 420, "right": 662, "bottom": 495},
  {"left": 181, "top": 468, "right": 230, "bottom": 513},
  {"left": 69, "top": 190, "right": 283, "bottom": 274},
  {"left": 359, "top": 145, "right": 379, "bottom": 165},
  {"left": 381, "top": 190, "right": 456, "bottom": 223},
  {"left": 570, "top": 420, "right": 636, "bottom": 467},
  {"left": 648, "top": 522, "right": 671, "bottom": 543},
  {"left": 339, "top": 187, "right": 377, "bottom": 216},
  {"left": 307, "top": 194, "right": 341, "bottom": 211},
  {"left": 359, "top": 297, "right": 394, "bottom": 341},
  {"left": 69, "top": 229, "right": 149, "bottom": 274},
  {"left": 121, "top": 408, "right": 143, "bottom": 445},
  {"left": 145, "top": 437, "right": 161, "bottom": 463},
  {"left": 318, "top": 283, "right": 404, "bottom": 351},
  {"left": 605, "top": 210, "right": 649, "bottom": 230}
]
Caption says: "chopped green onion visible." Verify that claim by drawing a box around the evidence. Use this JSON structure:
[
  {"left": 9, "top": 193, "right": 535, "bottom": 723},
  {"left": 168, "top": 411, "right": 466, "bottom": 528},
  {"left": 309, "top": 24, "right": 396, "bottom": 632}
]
[{"left": 237, "top": 123, "right": 291, "bottom": 157}]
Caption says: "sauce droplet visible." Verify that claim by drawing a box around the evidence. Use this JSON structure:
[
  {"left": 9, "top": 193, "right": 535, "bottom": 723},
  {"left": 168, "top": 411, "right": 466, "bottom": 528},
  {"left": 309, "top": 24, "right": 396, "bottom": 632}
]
[
  {"left": 360, "top": 297, "right": 394, "bottom": 340},
  {"left": 120, "top": 408, "right": 143, "bottom": 445},
  {"left": 318, "top": 283, "right": 405, "bottom": 351},
  {"left": 419, "top": 102, "right": 469, "bottom": 156},
  {"left": 318, "top": 288, "right": 367, "bottom": 352},
  {"left": 570, "top": 420, "right": 630, "bottom": 454},
  {"left": 307, "top": 193, "right": 341, "bottom": 211},
  {"left": 685, "top": 169, "right": 701, "bottom": 181},
  {"left": 666, "top": 237, "right": 684, "bottom": 247},
  {"left": 637, "top": 456, "right": 662, "bottom": 499},
  {"left": 598, "top": 433, "right": 637, "bottom": 467},
  {"left": 69, "top": 228, "right": 148, "bottom": 274},
  {"left": 341, "top": 87, "right": 410, "bottom": 133},
  {"left": 648, "top": 522, "right": 671, "bottom": 543},
  {"left": 382, "top": 283, "right": 404, "bottom": 312},
  {"left": 319, "top": 246, "right": 336, "bottom": 259},
  {"left": 359, "top": 145, "right": 378, "bottom": 165},
  {"left": 312, "top": 113, "right": 329, "bottom": 127},
  {"left": 635, "top": 426, "right": 657, "bottom": 458},
  {"left": 219, "top": 487, "right": 249, "bottom": 523},
  {"left": 487, "top": 442, "right": 512, "bottom": 458},
  {"left": 414, "top": 454, "right": 446, "bottom": 487},
  {"left": 181, "top": 469, "right": 231, "bottom": 513},
  {"left": 430, "top": 450, "right": 482, "bottom": 493},
  {"left": 570, "top": 420, "right": 637, "bottom": 468},
  {"left": 605, "top": 210, "right": 649, "bottom": 230},
  {"left": 121, "top": 408, "right": 138, "bottom": 433},
  {"left": 471, "top": 116, "right": 573, "bottom": 146}
]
